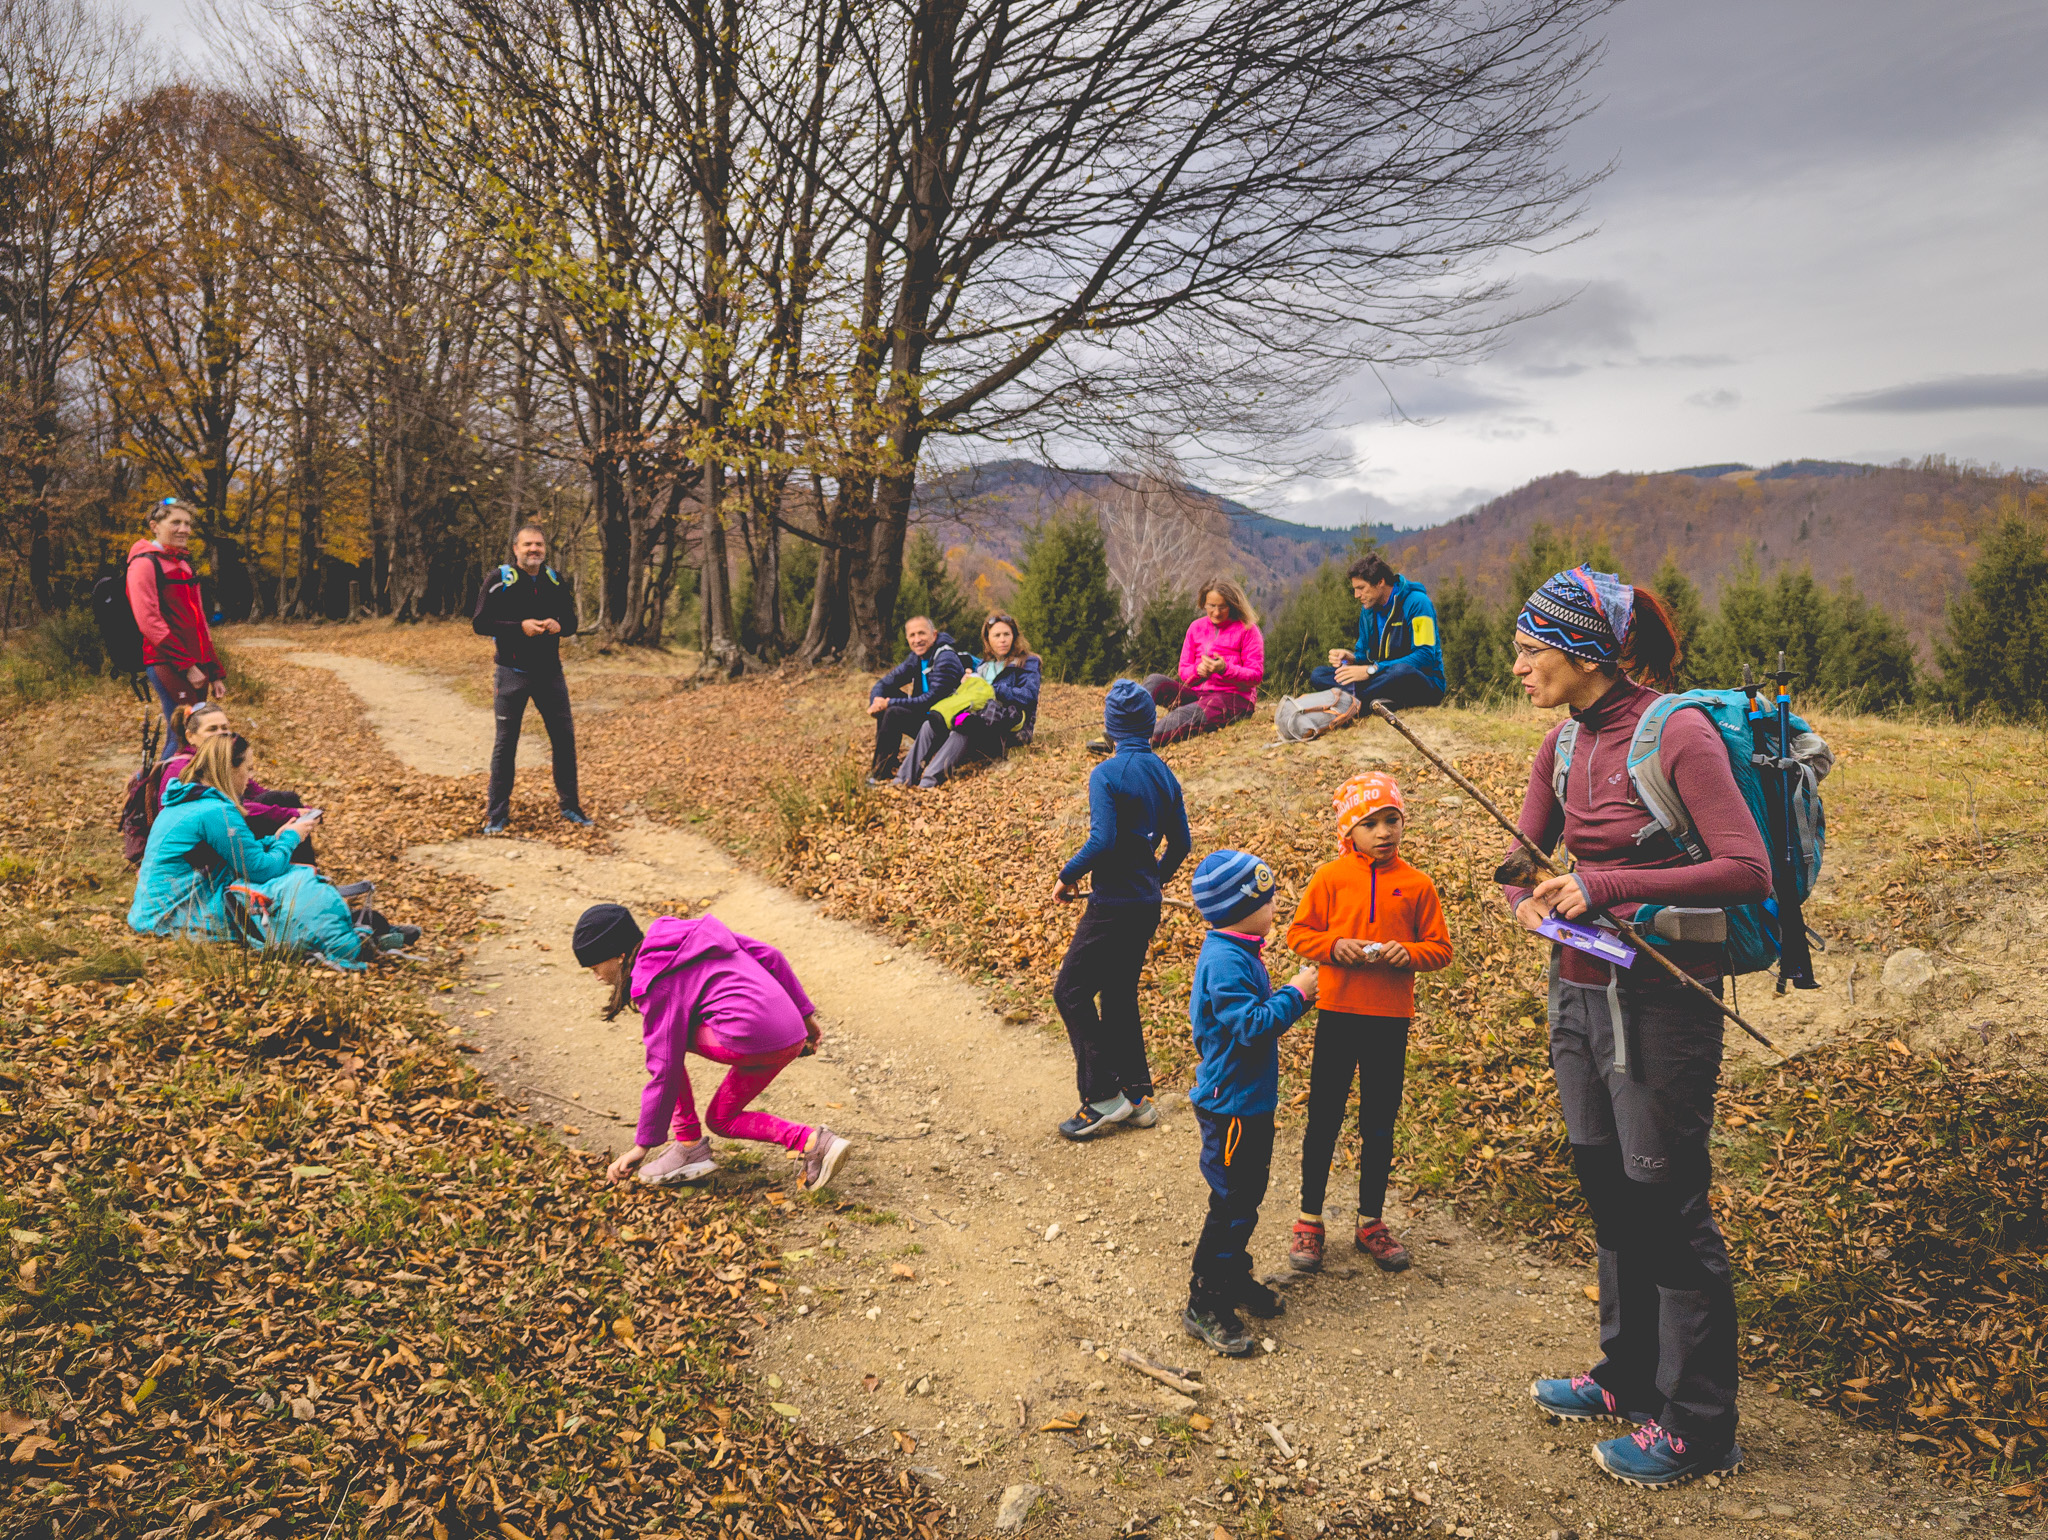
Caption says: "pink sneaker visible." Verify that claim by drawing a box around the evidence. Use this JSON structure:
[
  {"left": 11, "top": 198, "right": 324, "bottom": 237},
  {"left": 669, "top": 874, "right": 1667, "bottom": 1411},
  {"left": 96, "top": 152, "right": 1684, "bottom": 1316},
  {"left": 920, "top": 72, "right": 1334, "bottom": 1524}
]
[
  {"left": 803, "top": 1128, "right": 852, "bottom": 1192},
  {"left": 638, "top": 1138, "right": 717, "bottom": 1186}
]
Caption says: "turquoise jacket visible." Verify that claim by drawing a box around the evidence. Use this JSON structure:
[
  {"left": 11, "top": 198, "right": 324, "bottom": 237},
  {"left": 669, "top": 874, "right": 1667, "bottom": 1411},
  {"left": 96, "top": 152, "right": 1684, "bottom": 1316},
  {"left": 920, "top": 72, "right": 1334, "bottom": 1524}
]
[
  {"left": 1353, "top": 574, "right": 1444, "bottom": 692},
  {"left": 128, "top": 781, "right": 363, "bottom": 965}
]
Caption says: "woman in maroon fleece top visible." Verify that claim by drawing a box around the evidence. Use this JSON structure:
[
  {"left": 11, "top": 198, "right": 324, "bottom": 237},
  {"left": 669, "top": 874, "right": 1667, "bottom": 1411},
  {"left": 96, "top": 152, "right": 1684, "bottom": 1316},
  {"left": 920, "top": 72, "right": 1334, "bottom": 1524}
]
[{"left": 1502, "top": 567, "right": 1767, "bottom": 1491}]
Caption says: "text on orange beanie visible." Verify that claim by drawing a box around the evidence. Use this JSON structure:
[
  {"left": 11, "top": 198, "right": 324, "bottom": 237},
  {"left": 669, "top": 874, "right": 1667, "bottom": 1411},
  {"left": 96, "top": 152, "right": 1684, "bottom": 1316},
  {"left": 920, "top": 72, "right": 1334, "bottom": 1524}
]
[{"left": 1334, "top": 772, "right": 1404, "bottom": 843}]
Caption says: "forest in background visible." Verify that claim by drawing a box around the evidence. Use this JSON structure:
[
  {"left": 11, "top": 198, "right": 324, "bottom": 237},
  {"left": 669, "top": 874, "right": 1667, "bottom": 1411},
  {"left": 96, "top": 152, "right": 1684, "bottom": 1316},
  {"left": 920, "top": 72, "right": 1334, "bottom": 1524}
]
[
  {"left": 0, "top": 0, "right": 1612, "bottom": 670},
  {"left": 1383, "top": 458, "right": 2039, "bottom": 650}
]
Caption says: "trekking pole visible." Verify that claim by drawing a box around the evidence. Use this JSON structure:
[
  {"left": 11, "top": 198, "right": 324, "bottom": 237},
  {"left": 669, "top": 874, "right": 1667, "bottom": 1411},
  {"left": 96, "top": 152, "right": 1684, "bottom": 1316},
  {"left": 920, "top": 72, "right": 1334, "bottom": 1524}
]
[
  {"left": 1369, "top": 701, "right": 1778, "bottom": 1054},
  {"left": 1765, "top": 651, "right": 1819, "bottom": 992}
]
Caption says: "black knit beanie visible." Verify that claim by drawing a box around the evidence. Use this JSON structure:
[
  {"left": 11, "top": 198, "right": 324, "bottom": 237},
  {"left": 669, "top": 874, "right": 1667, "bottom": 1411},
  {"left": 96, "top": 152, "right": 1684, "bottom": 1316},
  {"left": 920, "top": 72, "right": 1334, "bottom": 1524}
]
[{"left": 572, "top": 903, "right": 643, "bottom": 967}]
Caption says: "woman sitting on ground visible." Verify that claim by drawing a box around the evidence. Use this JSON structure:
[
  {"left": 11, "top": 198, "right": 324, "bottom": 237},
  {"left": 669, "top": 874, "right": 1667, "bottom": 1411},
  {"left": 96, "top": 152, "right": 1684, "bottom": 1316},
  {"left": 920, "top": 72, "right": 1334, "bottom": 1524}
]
[
  {"left": 156, "top": 703, "right": 313, "bottom": 863},
  {"left": 896, "top": 611, "right": 1042, "bottom": 788},
  {"left": 129, "top": 735, "right": 366, "bottom": 966},
  {"left": 1095, "top": 579, "right": 1264, "bottom": 752}
]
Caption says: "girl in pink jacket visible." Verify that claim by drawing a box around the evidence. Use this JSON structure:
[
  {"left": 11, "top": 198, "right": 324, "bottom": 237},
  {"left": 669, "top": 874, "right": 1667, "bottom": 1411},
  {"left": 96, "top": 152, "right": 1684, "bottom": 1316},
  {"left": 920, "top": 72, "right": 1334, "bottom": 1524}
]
[
  {"left": 1136, "top": 579, "right": 1265, "bottom": 747},
  {"left": 574, "top": 904, "right": 853, "bottom": 1191}
]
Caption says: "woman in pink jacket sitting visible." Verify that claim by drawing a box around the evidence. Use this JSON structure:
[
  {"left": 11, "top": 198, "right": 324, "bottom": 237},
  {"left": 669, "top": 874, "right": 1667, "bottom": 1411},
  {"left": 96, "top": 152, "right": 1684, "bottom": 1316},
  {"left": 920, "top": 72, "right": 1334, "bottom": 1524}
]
[
  {"left": 575, "top": 903, "right": 853, "bottom": 1192},
  {"left": 1136, "top": 578, "right": 1265, "bottom": 748}
]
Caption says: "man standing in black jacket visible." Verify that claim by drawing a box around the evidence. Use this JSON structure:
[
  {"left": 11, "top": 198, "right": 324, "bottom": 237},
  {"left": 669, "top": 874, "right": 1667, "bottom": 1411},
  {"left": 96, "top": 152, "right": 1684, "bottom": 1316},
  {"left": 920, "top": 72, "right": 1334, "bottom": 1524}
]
[
  {"left": 474, "top": 525, "right": 590, "bottom": 833},
  {"left": 866, "top": 615, "right": 964, "bottom": 784}
]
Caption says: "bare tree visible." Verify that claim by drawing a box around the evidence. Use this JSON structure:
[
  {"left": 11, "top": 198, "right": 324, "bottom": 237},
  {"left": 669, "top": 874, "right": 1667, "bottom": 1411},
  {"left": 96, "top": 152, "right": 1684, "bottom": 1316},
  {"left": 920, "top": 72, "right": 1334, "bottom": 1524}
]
[
  {"left": 1093, "top": 442, "right": 1233, "bottom": 622},
  {"left": 788, "top": 0, "right": 1612, "bottom": 663},
  {"left": 0, "top": 0, "right": 147, "bottom": 612}
]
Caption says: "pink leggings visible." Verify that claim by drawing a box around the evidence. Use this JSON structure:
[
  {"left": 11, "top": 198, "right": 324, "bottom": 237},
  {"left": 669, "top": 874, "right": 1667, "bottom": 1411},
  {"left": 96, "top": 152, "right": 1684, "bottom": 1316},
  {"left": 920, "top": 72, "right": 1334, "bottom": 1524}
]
[{"left": 669, "top": 1030, "right": 812, "bottom": 1154}]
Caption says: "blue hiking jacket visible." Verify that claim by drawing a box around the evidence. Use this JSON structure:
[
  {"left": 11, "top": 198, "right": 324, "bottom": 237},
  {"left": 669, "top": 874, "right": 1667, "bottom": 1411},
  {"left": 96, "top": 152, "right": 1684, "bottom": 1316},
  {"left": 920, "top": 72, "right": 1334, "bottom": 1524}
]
[
  {"left": 870, "top": 633, "right": 966, "bottom": 712},
  {"left": 1188, "top": 930, "right": 1310, "bottom": 1116},
  {"left": 1058, "top": 742, "right": 1192, "bottom": 903},
  {"left": 129, "top": 781, "right": 363, "bottom": 964},
  {"left": 1353, "top": 575, "right": 1444, "bottom": 692}
]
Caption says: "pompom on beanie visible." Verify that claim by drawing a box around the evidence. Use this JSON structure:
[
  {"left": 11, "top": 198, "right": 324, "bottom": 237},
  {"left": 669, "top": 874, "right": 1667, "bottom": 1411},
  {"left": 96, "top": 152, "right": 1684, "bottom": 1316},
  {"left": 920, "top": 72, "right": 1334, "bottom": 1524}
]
[{"left": 1191, "top": 848, "right": 1278, "bottom": 928}]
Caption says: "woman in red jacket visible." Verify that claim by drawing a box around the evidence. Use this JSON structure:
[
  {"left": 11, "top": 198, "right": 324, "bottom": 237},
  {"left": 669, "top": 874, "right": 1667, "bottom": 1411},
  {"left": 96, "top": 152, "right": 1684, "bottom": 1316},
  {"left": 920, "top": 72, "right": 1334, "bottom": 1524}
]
[
  {"left": 126, "top": 498, "right": 224, "bottom": 752},
  {"left": 1503, "top": 567, "right": 1768, "bottom": 1491}
]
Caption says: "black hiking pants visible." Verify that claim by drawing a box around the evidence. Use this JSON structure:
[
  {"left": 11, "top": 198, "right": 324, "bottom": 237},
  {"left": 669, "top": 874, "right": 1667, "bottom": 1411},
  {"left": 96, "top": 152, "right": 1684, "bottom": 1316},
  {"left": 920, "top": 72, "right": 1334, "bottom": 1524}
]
[
  {"left": 1551, "top": 968, "right": 1738, "bottom": 1452},
  {"left": 1298, "top": 1010, "right": 1410, "bottom": 1219},
  {"left": 487, "top": 665, "right": 580, "bottom": 825},
  {"left": 1053, "top": 899, "right": 1160, "bottom": 1106}
]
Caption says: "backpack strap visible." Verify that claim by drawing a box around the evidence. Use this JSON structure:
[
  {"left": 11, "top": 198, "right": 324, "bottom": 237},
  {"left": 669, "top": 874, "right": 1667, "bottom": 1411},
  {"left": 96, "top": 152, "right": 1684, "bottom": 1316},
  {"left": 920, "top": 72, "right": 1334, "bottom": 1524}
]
[
  {"left": 498, "top": 563, "right": 518, "bottom": 588},
  {"left": 1624, "top": 695, "right": 1711, "bottom": 864},
  {"left": 1550, "top": 718, "right": 1580, "bottom": 809}
]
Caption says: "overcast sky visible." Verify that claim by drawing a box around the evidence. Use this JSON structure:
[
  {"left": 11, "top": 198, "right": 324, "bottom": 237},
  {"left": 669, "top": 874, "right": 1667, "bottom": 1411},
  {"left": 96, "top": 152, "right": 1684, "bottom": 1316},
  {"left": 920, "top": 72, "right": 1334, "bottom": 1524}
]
[
  {"left": 118, "top": 0, "right": 2048, "bottom": 530},
  {"left": 1277, "top": 0, "right": 2048, "bottom": 528}
]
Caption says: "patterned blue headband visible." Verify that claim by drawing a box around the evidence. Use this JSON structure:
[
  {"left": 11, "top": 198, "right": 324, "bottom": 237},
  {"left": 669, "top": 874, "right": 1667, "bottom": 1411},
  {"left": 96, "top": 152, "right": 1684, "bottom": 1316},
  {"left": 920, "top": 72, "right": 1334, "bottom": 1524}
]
[{"left": 1516, "top": 566, "right": 1635, "bottom": 664}]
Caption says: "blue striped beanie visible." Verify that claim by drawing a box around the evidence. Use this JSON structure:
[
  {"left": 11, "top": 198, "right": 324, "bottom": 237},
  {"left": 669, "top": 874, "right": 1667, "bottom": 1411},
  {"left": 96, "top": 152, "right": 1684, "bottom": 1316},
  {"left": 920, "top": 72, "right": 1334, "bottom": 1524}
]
[{"left": 1191, "top": 848, "right": 1277, "bottom": 928}]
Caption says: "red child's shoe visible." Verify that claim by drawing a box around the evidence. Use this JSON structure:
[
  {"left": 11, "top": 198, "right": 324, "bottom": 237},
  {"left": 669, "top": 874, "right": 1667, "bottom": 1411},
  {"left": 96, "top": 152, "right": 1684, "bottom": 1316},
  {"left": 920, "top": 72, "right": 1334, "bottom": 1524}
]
[
  {"left": 1354, "top": 1219, "right": 1412, "bottom": 1272},
  {"left": 1288, "top": 1219, "right": 1325, "bottom": 1273}
]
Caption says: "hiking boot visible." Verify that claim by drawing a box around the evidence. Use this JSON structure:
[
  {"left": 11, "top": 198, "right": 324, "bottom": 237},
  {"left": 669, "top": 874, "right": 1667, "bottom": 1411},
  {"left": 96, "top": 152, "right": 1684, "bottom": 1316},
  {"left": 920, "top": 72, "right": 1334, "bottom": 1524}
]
[
  {"left": 1085, "top": 736, "right": 1113, "bottom": 756},
  {"left": 560, "top": 807, "right": 593, "bottom": 827},
  {"left": 638, "top": 1137, "right": 717, "bottom": 1187},
  {"left": 1183, "top": 1304, "right": 1255, "bottom": 1358},
  {"left": 1592, "top": 1422, "right": 1743, "bottom": 1489},
  {"left": 1288, "top": 1220, "right": 1325, "bottom": 1273},
  {"left": 1058, "top": 1098, "right": 1133, "bottom": 1141},
  {"left": 1125, "top": 1096, "right": 1159, "bottom": 1128},
  {"left": 1354, "top": 1219, "right": 1411, "bottom": 1272},
  {"left": 803, "top": 1128, "right": 852, "bottom": 1192},
  {"left": 1531, "top": 1374, "right": 1655, "bottom": 1426},
  {"left": 483, "top": 817, "right": 509, "bottom": 835},
  {"left": 375, "top": 924, "right": 422, "bottom": 951},
  {"left": 1233, "top": 1275, "right": 1285, "bottom": 1319}
]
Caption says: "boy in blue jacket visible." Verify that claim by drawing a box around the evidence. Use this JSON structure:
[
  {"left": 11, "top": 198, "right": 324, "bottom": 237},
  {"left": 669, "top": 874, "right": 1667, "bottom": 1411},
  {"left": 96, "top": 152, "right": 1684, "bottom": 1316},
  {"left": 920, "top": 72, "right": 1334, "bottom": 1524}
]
[
  {"left": 1183, "top": 849, "right": 1320, "bottom": 1356},
  {"left": 1052, "top": 680, "right": 1193, "bottom": 1141}
]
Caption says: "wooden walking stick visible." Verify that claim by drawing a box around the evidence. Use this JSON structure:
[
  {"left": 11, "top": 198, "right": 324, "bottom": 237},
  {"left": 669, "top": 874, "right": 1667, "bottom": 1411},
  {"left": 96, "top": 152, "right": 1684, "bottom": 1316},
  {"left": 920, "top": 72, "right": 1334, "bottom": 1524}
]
[{"left": 1369, "top": 701, "right": 1779, "bottom": 1054}]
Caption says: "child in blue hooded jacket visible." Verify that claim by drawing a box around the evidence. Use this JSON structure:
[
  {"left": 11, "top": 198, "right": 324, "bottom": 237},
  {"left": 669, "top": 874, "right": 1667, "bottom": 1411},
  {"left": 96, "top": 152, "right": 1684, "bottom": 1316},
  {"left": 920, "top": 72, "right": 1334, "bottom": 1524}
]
[
  {"left": 1050, "top": 679, "right": 1192, "bottom": 1142},
  {"left": 1182, "top": 849, "right": 1320, "bottom": 1357}
]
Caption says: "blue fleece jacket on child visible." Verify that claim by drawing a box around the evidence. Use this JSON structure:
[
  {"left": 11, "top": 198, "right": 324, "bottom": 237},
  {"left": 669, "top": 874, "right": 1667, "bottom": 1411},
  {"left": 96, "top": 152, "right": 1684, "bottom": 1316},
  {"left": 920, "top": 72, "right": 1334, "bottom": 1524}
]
[
  {"left": 1058, "top": 680, "right": 1192, "bottom": 904},
  {"left": 1187, "top": 930, "right": 1311, "bottom": 1116}
]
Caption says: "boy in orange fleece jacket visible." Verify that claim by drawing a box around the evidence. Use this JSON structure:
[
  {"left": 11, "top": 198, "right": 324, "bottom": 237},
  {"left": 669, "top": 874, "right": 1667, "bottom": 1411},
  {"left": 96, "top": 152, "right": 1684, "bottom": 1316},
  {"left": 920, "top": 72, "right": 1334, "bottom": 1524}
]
[{"left": 1283, "top": 772, "right": 1452, "bottom": 1273}]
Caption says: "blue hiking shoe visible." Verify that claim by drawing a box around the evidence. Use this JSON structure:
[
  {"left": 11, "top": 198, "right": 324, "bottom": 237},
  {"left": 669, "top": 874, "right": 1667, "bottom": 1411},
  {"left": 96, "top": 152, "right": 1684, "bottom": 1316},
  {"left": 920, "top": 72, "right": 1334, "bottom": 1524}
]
[
  {"left": 1057, "top": 1099, "right": 1133, "bottom": 1141},
  {"left": 1592, "top": 1422, "right": 1743, "bottom": 1489},
  {"left": 560, "top": 807, "right": 593, "bottom": 827},
  {"left": 483, "top": 817, "right": 509, "bottom": 835},
  {"left": 1125, "top": 1096, "right": 1159, "bottom": 1128},
  {"left": 1531, "top": 1373, "right": 1656, "bottom": 1426}
]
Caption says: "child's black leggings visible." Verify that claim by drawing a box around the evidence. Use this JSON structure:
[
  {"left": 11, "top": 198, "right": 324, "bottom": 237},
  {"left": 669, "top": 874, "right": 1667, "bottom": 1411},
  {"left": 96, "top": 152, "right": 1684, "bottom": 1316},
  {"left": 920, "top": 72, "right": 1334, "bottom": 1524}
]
[{"left": 1298, "top": 1010, "right": 1410, "bottom": 1218}]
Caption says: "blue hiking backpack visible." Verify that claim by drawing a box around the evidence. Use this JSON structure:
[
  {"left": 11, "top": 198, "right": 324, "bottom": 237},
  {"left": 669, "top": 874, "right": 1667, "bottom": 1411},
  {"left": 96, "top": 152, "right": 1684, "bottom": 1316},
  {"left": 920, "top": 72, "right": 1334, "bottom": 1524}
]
[{"left": 1552, "top": 689, "right": 1832, "bottom": 976}]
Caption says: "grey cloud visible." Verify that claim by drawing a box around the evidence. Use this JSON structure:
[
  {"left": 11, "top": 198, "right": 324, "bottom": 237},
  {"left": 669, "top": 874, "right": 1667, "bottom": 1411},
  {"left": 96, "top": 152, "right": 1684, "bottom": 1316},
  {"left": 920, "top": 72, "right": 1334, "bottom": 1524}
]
[
  {"left": 1817, "top": 372, "right": 2048, "bottom": 413},
  {"left": 1687, "top": 388, "right": 1741, "bottom": 410},
  {"left": 1277, "top": 484, "right": 1496, "bottom": 531},
  {"left": 1574, "top": 1, "right": 2048, "bottom": 192},
  {"left": 1490, "top": 277, "right": 1648, "bottom": 376},
  {"left": 1346, "top": 368, "right": 1521, "bottom": 423}
]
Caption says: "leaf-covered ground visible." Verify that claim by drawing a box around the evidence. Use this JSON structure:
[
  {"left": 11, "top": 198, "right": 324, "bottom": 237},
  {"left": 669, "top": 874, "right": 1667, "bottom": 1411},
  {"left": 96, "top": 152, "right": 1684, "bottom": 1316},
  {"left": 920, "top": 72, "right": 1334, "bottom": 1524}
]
[
  {"left": 0, "top": 664, "right": 945, "bottom": 1540},
  {"left": 567, "top": 650, "right": 2048, "bottom": 1504}
]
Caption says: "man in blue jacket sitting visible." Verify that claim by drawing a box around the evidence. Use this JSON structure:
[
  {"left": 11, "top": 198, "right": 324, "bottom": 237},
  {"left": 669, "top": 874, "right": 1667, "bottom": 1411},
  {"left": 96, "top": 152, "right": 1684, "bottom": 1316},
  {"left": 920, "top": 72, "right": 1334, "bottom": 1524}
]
[
  {"left": 1309, "top": 552, "right": 1446, "bottom": 710},
  {"left": 867, "top": 615, "right": 965, "bottom": 784}
]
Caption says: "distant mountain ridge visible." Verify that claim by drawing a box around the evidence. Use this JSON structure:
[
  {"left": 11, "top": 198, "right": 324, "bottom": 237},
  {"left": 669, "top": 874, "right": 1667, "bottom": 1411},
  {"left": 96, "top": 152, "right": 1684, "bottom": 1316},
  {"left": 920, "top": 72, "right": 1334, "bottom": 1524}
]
[
  {"left": 1379, "top": 459, "right": 2032, "bottom": 651},
  {"left": 916, "top": 458, "right": 1395, "bottom": 599}
]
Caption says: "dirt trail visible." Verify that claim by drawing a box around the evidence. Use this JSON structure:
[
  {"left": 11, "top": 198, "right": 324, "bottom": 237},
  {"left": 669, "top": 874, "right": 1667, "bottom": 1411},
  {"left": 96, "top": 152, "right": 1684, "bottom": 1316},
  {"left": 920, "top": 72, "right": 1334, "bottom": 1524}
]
[{"left": 272, "top": 650, "right": 1983, "bottom": 1540}]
